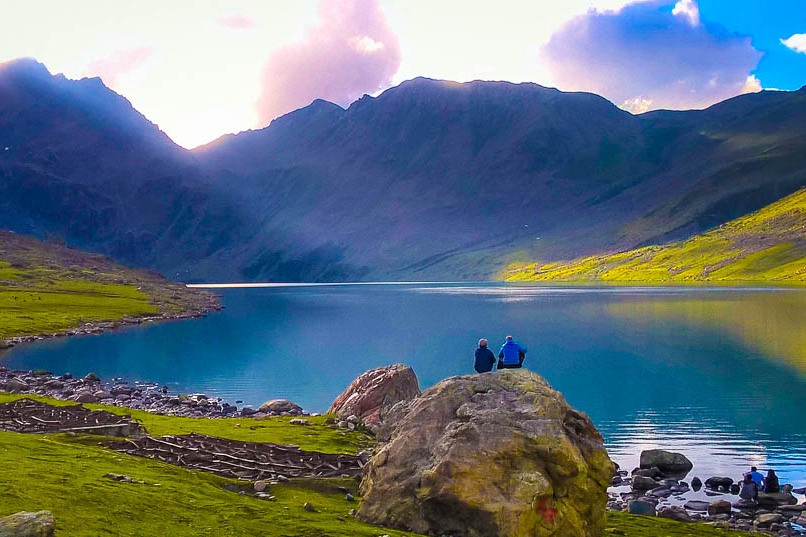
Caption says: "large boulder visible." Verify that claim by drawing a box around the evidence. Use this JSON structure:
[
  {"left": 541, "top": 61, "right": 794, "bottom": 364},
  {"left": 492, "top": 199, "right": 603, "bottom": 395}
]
[
  {"left": 639, "top": 449, "right": 692, "bottom": 476},
  {"left": 257, "top": 399, "right": 302, "bottom": 415},
  {"left": 328, "top": 364, "right": 420, "bottom": 426},
  {"left": 357, "top": 369, "right": 614, "bottom": 537},
  {"left": 756, "top": 492, "right": 798, "bottom": 509},
  {"left": 627, "top": 499, "right": 656, "bottom": 516},
  {"left": 658, "top": 505, "right": 693, "bottom": 522},
  {"left": 704, "top": 476, "right": 734, "bottom": 490},
  {"left": 707, "top": 499, "right": 732, "bottom": 516},
  {"left": 0, "top": 511, "right": 54, "bottom": 537}
]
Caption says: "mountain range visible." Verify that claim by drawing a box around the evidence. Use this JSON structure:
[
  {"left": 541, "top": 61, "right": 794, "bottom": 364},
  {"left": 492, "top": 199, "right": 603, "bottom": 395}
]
[{"left": 1, "top": 58, "right": 805, "bottom": 282}]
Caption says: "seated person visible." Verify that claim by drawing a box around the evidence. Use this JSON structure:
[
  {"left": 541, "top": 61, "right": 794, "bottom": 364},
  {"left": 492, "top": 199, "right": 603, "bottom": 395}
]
[
  {"left": 498, "top": 335, "right": 527, "bottom": 369},
  {"left": 739, "top": 474, "right": 759, "bottom": 501},
  {"left": 764, "top": 469, "right": 780, "bottom": 493}
]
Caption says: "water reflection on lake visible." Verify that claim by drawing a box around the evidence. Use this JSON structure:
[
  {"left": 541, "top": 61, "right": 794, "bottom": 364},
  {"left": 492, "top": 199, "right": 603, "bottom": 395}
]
[{"left": 4, "top": 283, "right": 806, "bottom": 489}]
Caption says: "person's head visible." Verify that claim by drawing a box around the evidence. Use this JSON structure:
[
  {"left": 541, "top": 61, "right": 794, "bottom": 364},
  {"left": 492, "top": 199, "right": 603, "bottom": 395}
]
[
  {"left": 478, "top": 338, "right": 488, "bottom": 348},
  {"left": 506, "top": 335, "right": 513, "bottom": 341},
  {"left": 767, "top": 469, "right": 776, "bottom": 477},
  {"left": 751, "top": 466, "right": 758, "bottom": 472},
  {"left": 744, "top": 474, "right": 753, "bottom": 483}
]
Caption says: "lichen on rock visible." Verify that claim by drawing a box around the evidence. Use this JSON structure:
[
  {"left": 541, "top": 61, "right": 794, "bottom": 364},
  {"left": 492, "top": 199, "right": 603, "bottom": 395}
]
[
  {"left": 0, "top": 511, "right": 55, "bottom": 537},
  {"left": 357, "top": 369, "right": 614, "bottom": 537}
]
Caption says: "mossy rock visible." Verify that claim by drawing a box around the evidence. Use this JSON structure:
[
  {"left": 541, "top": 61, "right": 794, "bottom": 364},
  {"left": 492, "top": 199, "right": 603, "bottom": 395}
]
[{"left": 358, "top": 369, "right": 614, "bottom": 537}]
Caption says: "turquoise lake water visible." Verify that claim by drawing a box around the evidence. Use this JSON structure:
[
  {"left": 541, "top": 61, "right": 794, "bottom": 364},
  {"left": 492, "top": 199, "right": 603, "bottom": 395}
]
[{"left": 4, "top": 283, "right": 806, "bottom": 491}]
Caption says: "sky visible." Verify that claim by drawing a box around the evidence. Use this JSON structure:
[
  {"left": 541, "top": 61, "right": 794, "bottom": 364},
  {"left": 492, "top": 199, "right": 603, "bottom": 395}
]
[{"left": 1, "top": 0, "right": 804, "bottom": 149}]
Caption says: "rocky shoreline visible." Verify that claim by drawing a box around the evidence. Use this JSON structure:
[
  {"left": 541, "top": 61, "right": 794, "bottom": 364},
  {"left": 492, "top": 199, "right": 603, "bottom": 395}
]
[
  {"left": 608, "top": 450, "right": 806, "bottom": 536},
  {"left": 0, "top": 365, "right": 309, "bottom": 419},
  {"left": 3, "top": 361, "right": 806, "bottom": 537}
]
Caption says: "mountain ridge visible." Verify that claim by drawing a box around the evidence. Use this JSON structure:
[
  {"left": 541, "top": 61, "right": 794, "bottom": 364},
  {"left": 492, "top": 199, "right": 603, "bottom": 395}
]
[{"left": 1, "top": 57, "right": 805, "bottom": 282}]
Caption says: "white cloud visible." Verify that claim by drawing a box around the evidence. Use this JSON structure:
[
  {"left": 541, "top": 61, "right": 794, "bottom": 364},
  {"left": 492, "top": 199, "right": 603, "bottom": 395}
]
[
  {"left": 86, "top": 47, "right": 153, "bottom": 87},
  {"left": 672, "top": 0, "right": 700, "bottom": 26},
  {"left": 621, "top": 96, "right": 653, "bottom": 114},
  {"left": 741, "top": 74, "right": 762, "bottom": 94},
  {"left": 350, "top": 35, "right": 386, "bottom": 54},
  {"left": 781, "top": 33, "right": 806, "bottom": 54},
  {"left": 542, "top": 2, "right": 762, "bottom": 112},
  {"left": 256, "top": 0, "right": 401, "bottom": 125}
]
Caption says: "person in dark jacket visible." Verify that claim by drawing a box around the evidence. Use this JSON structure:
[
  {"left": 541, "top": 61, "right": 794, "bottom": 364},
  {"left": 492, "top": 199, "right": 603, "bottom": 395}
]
[
  {"left": 498, "top": 335, "right": 527, "bottom": 369},
  {"left": 764, "top": 469, "right": 780, "bottom": 493},
  {"left": 474, "top": 338, "right": 496, "bottom": 373},
  {"left": 739, "top": 473, "right": 759, "bottom": 501}
]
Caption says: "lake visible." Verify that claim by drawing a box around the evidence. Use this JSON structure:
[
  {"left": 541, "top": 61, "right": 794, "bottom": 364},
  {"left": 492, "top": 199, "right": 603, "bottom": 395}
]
[{"left": 4, "top": 283, "right": 806, "bottom": 490}]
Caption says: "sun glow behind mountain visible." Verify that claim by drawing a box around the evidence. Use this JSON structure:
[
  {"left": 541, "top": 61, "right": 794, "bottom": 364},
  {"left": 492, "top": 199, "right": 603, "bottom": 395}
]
[{"left": 1, "top": 0, "right": 804, "bottom": 148}]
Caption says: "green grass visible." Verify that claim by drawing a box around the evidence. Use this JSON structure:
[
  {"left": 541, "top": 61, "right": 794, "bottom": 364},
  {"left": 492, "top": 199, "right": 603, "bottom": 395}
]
[
  {"left": 0, "top": 395, "right": 755, "bottom": 536},
  {"left": 504, "top": 188, "right": 806, "bottom": 284},
  {"left": 0, "top": 231, "right": 218, "bottom": 340},
  {"left": 0, "top": 283, "right": 159, "bottom": 339},
  {"left": 0, "top": 430, "right": 417, "bottom": 537}
]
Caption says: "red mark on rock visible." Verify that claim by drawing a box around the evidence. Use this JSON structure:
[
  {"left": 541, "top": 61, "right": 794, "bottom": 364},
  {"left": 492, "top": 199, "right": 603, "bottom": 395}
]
[{"left": 535, "top": 498, "right": 558, "bottom": 524}]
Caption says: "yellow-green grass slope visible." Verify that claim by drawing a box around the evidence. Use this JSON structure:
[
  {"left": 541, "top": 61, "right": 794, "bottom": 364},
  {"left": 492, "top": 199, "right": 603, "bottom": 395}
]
[
  {"left": 0, "top": 394, "right": 754, "bottom": 537},
  {"left": 504, "top": 188, "right": 806, "bottom": 283},
  {"left": 0, "top": 231, "right": 218, "bottom": 341}
]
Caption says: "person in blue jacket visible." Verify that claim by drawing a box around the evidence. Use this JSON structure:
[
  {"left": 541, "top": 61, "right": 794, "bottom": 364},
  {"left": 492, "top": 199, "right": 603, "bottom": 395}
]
[
  {"left": 744, "top": 466, "right": 764, "bottom": 488},
  {"left": 498, "top": 335, "right": 527, "bottom": 369},
  {"left": 473, "top": 338, "right": 496, "bottom": 373}
]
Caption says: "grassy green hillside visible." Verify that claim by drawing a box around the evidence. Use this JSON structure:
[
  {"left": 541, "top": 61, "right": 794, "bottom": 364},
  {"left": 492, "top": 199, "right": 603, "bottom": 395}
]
[
  {"left": 504, "top": 188, "right": 806, "bottom": 283},
  {"left": 0, "top": 231, "right": 218, "bottom": 341},
  {"left": 0, "top": 394, "right": 753, "bottom": 537}
]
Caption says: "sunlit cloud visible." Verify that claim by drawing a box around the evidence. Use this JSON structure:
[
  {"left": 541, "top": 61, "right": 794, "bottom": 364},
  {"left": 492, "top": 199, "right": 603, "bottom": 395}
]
[
  {"left": 672, "top": 0, "right": 700, "bottom": 26},
  {"left": 781, "top": 33, "right": 806, "bottom": 54},
  {"left": 256, "top": 0, "right": 401, "bottom": 125},
  {"left": 542, "top": 0, "right": 762, "bottom": 112},
  {"left": 741, "top": 74, "right": 763, "bottom": 94},
  {"left": 86, "top": 47, "right": 153, "bottom": 87},
  {"left": 621, "top": 96, "right": 653, "bottom": 114}
]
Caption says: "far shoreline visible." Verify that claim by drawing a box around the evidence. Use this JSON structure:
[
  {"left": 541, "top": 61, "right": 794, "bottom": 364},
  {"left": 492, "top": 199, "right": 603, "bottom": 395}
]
[{"left": 189, "top": 280, "right": 806, "bottom": 288}]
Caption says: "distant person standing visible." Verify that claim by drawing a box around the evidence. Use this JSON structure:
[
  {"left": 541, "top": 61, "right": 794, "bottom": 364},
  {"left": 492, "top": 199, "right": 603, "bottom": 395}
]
[
  {"left": 764, "top": 469, "right": 780, "bottom": 493},
  {"left": 744, "top": 466, "right": 764, "bottom": 488},
  {"left": 474, "top": 338, "right": 496, "bottom": 373},
  {"left": 498, "top": 335, "right": 527, "bottom": 369}
]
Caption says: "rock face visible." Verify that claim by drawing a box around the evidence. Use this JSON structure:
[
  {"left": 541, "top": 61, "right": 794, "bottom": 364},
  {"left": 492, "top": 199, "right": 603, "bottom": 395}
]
[
  {"left": 357, "top": 369, "right": 613, "bottom": 537},
  {"left": 0, "top": 511, "right": 55, "bottom": 537},
  {"left": 327, "top": 364, "right": 420, "bottom": 426},
  {"left": 639, "top": 449, "right": 693, "bottom": 476}
]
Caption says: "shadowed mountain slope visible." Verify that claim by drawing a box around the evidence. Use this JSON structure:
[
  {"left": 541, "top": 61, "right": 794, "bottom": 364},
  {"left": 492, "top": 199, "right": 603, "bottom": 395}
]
[
  {"left": 0, "top": 59, "right": 255, "bottom": 279},
  {"left": 2, "top": 59, "right": 805, "bottom": 282},
  {"left": 197, "top": 78, "right": 806, "bottom": 280}
]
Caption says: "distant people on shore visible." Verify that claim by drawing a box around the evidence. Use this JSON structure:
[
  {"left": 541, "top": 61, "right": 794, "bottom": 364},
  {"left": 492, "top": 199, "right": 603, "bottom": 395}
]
[
  {"left": 498, "top": 335, "right": 527, "bottom": 369},
  {"left": 744, "top": 466, "right": 764, "bottom": 488},
  {"left": 739, "top": 473, "right": 759, "bottom": 502},
  {"left": 473, "top": 338, "right": 496, "bottom": 373},
  {"left": 764, "top": 469, "right": 780, "bottom": 493}
]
